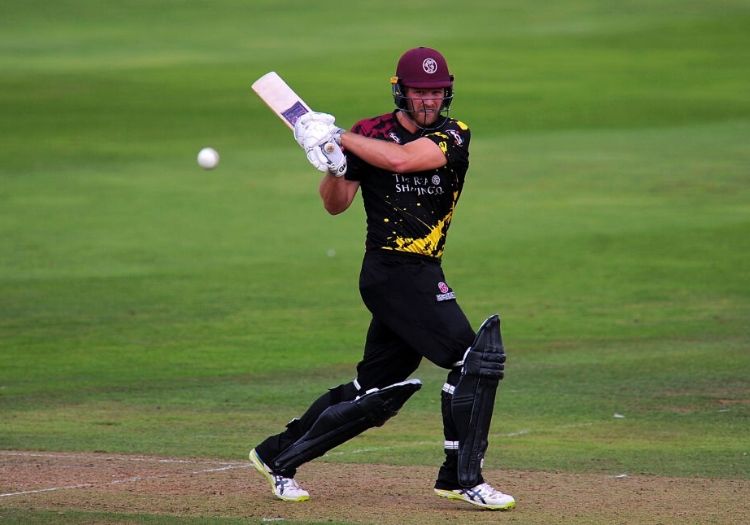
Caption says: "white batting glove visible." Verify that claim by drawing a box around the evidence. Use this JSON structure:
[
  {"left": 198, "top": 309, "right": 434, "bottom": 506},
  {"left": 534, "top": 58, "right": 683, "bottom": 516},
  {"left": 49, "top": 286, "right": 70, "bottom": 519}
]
[
  {"left": 305, "top": 145, "right": 329, "bottom": 172},
  {"left": 296, "top": 111, "right": 335, "bottom": 130},
  {"left": 321, "top": 141, "right": 347, "bottom": 177},
  {"left": 301, "top": 122, "right": 336, "bottom": 151},
  {"left": 294, "top": 112, "right": 344, "bottom": 148},
  {"left": 294, "top": 113, "right": 330, "bottom": 147},
  {"left": 305, "top": 142, "right": 347, "bottom": 176}
]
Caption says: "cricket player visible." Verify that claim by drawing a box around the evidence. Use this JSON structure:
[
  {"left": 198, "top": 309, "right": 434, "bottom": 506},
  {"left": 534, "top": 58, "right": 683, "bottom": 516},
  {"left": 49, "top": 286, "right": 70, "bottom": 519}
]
[{"left": 249, "top": 47, "right": 515, "bottom": 511}]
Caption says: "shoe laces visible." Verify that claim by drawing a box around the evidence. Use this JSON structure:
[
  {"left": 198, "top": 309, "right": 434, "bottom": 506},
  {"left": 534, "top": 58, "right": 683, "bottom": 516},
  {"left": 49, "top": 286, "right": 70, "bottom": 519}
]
[
  {"left": 274, "top": 475, "right": 304, "bottom": 493},
  {"left": 475, "top": 482, "right": 502, "bottom": 497}
]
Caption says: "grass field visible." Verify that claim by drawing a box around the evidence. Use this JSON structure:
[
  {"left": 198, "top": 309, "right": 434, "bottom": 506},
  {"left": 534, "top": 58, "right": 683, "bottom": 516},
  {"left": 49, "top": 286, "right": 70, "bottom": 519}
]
[{"left": 1, "top": 1, "right": 749, "bottom": 523}]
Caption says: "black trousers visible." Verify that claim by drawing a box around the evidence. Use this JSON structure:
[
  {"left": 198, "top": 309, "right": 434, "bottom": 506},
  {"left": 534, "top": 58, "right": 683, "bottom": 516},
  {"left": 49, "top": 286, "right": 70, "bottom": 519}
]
[{"left": 255, "top": 250, "right": 479, "bottom": 488}]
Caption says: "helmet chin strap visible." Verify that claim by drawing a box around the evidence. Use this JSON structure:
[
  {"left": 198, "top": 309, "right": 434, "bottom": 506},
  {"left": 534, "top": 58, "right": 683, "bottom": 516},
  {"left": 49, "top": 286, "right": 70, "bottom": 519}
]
[{"left": 397, "top": 107, "right": 448, "bottom": 133}]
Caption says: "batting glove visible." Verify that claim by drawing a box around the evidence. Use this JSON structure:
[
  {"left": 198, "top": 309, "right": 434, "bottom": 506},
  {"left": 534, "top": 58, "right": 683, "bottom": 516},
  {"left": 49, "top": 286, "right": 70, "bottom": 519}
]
[
  {"left": 294, "top": 112, "right": 344, "bottom": 149},
  {"left": 305, "top": 141, "right": 347, "bottom": 177},
  {"left": 321, "top": 141, "right": 347, "bottom": 177}
]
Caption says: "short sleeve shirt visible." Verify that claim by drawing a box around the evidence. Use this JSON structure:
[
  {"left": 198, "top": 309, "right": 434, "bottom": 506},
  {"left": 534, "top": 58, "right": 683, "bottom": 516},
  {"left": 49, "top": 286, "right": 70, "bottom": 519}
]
[{"left": 344, "top": 112, "right": 471, "bottom": 260}]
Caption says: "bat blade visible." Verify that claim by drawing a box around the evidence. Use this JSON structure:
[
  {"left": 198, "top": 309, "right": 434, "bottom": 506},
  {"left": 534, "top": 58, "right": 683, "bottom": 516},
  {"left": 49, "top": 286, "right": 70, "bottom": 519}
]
[{"left": 252, "top": 72, "right": 311, "bottom": 130}]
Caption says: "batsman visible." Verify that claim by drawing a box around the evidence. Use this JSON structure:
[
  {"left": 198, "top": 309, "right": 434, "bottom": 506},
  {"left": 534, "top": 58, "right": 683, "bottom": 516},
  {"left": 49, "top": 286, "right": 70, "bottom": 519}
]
[{"left": 249, "top": 47, "right": 516, "bottom": 511}]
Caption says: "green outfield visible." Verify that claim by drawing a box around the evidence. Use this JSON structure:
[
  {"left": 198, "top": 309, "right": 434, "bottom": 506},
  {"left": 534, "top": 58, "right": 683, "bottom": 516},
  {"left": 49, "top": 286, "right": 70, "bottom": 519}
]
[{"left": 1, "top": 0, "right": 749, "bottom": 523}]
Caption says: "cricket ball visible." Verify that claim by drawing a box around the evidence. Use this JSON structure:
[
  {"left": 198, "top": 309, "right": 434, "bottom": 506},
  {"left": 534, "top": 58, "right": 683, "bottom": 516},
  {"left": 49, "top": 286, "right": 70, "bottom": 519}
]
[{"left": 197, "top": 147, "right": 219, "bottom": 170}]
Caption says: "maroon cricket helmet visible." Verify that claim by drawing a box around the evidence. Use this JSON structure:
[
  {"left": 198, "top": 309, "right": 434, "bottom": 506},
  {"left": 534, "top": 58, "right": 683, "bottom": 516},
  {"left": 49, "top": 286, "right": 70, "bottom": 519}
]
[
  {"left": 395, "top": 47, "right": 454, "bottom": 88},
  {"left": 391, "top": 47, "right": 455, "bottom": 115}
]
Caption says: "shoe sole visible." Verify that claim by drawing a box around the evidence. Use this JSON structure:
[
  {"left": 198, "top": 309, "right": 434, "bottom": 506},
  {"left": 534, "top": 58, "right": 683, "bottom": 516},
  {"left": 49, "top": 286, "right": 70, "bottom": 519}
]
[
  {"left": 434, "top": 488, "right": 516, "bottom": 510},
  {"left": 249, "top": 449, "right": 309, "bottom": 502}
]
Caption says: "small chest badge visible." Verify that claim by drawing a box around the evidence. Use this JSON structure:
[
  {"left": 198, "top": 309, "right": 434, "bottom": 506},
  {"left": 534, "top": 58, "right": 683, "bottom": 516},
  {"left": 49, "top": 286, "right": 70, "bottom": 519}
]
[{"left": 436, "top": 281, "right": 456, "bottom": 302}]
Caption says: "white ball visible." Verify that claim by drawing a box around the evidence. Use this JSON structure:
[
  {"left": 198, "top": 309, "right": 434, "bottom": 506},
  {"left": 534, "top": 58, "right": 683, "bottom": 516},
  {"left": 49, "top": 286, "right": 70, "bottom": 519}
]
[{"left": 197, "top": 147, "right": 219, "bottom": 170}]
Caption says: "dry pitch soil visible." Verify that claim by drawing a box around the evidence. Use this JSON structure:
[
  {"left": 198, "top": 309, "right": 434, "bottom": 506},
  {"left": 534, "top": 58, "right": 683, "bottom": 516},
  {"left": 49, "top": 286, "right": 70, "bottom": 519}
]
[{"left": 1, "top": 451, "right": 748, "bottom": 524}]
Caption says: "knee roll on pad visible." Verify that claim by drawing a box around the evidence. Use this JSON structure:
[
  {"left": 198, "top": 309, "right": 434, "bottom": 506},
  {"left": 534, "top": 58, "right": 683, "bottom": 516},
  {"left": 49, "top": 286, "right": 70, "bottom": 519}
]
[
  {"left": 282, "top": 381, "right": 360, "bottom": 441},
  {"left": 329, "top": 381, "right": 360, "bottom": 404},
  {"left": 272, "top": 379, "right": 422, "bottom": 472},
  {"left": 450, "top": 314, "right": 506, "bottom": 487}
]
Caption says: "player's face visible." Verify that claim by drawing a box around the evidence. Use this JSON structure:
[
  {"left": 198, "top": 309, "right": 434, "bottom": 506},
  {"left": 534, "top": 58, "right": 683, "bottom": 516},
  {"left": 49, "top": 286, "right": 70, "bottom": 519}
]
[{"left": 405, "top": 87, "right": 445, "bottom": 127}]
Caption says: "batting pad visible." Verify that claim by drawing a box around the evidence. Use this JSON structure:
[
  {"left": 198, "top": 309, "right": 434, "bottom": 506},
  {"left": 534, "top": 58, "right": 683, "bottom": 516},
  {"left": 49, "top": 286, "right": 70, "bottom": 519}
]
[
  {"left": 272, "top": 379, "right": 422, "bottom": 472},
  {"left": 451, "top": 314, "right": 505, "bottom": 487}
]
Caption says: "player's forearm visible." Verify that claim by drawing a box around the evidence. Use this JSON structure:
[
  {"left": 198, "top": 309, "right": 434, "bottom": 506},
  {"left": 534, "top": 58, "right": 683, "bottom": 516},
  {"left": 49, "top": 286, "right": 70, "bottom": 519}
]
[
  {"left": 319, "top": 175, "right": 358, "bottom": 215},
  {"left": 341, "top": 132, "right": 446, "bottom": 173},
  {"left": 341, "top": 132, "right": 406, "bottom": 172}
]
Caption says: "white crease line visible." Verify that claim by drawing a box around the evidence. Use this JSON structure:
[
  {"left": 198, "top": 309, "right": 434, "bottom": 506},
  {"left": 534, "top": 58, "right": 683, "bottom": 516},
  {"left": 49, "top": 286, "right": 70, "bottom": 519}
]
[
  {"left": 0, "top": 463, "right": 249, "bottom": 498},
  {"left": 0, "top": 451, "right": 237, "bottom": 466},
  {"left": 198, "top": 464, "right": 247, "bottom": 474},
  {"left": 0, "top": 484, "right": 94, "bottom": 497}
]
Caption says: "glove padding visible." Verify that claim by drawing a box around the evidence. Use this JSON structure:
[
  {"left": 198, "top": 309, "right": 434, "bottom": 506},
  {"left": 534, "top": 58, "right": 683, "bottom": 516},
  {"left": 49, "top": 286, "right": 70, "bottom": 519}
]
[
  {"left": 306, "top": 141, "right": 347, "bottom": 177},
  {"left": 294, "top": 112, "right": 344, "bottom": 150},
  {"left": 294, "top": 112, "right": 334, "bottom": 144},
  {"left": 294, "top": 111, "right": 346, "bottom": 176}
]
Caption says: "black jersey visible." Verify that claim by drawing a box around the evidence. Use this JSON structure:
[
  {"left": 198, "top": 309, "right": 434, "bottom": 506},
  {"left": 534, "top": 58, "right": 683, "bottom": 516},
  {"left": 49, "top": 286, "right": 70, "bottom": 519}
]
[{"left": 344, "top": 112, "right": 471, "bottom": 260}]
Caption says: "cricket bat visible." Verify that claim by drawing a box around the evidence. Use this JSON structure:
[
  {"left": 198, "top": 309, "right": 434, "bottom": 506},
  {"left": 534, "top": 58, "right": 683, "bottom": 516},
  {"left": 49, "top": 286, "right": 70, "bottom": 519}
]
[{"left": 252, "top": 71, "right": 336, "bottom": 154}]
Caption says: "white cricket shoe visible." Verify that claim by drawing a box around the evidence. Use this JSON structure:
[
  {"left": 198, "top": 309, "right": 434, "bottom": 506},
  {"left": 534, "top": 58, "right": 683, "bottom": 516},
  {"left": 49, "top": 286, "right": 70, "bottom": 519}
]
[
  {"left": 249, "top": 448, "right": 310, "bottom": 502},
  {"left": 435, "top": 482, "right": 516, "bottom": 510}
]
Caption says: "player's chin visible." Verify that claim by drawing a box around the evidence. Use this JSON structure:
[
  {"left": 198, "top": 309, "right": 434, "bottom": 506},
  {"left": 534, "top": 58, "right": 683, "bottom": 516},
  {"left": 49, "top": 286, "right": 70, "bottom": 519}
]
[{"left": 417, "top": 112, "right": 440, "bottom": 127}]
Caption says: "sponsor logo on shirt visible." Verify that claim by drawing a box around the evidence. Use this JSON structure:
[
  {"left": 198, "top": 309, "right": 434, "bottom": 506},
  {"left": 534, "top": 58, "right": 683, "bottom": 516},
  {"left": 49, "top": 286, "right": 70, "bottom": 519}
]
[{"left": 392, "top": 174, "right": 444, "bottom": 196}]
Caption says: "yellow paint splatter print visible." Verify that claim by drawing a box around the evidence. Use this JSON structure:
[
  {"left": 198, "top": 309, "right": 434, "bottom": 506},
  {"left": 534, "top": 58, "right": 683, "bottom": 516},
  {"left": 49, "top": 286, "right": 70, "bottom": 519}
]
[{"left": 385, "top": 191, "right": 459, "bottom": 258}]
